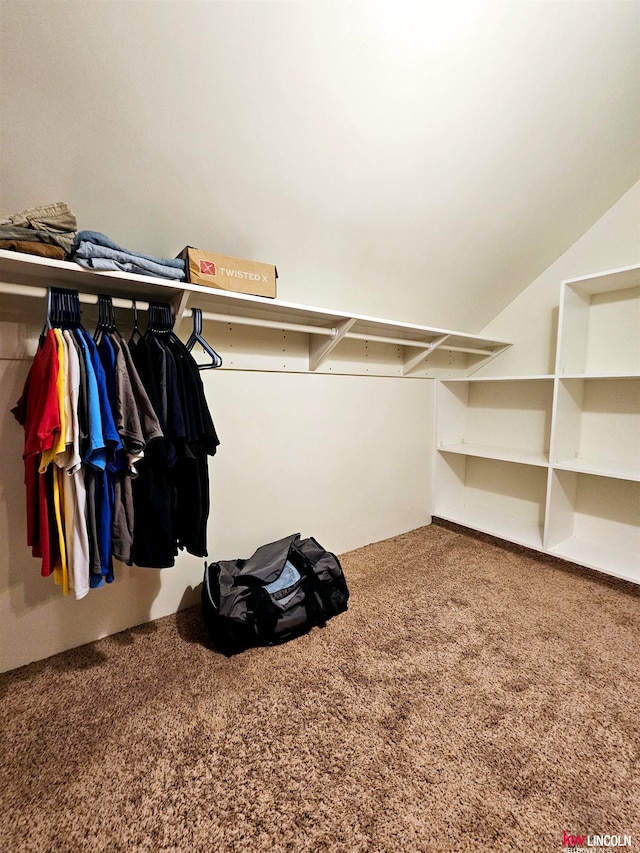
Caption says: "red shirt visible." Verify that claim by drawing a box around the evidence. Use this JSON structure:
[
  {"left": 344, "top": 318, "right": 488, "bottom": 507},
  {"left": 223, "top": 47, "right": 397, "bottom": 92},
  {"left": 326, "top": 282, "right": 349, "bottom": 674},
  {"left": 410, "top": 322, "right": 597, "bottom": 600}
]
[{"left": 12, "top": 330, "right": 60, "bottom": 574}]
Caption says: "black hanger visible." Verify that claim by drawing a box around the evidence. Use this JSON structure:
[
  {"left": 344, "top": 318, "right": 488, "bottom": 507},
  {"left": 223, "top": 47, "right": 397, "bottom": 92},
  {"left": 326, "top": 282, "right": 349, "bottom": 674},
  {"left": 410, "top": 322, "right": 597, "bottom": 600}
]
[
  {"left": 185, "top": 307, "right": 223, "bottom": 369},
  {"left": 66, "top": 288, "right": 82, "bottom": 328},
  {"left": 163, "top": 304, "right": 173, "bottom": 333},
  {"left": 40, "top": 287, "right": 54, "bottom": 343},
  {"left": 52, "top": 287, "right": 61, "bottom": 327},
  {"left": 94, "top": 293, "right": 116, "bottom": 343},
  {"left": 95, "top": 294, "right": 105, "bottom": 343},
  {"left": 130, "top": 299, "right": 143, "bottom": 343},
  {"left": 146, "top": 301, "right": 174, "bottom": 337},
  {"left": 146, "top": 302, "right": 156, "bottom": 335},
  {"left": 43, "top": 286, "right": 82, "bottom": 334}
]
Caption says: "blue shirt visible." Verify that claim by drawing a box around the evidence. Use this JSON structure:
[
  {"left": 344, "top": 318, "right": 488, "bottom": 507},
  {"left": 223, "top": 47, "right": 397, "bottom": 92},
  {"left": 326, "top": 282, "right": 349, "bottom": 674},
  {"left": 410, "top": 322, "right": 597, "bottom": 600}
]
[{"left": 73, "top": 330, "right": 106, "bottom": 470}]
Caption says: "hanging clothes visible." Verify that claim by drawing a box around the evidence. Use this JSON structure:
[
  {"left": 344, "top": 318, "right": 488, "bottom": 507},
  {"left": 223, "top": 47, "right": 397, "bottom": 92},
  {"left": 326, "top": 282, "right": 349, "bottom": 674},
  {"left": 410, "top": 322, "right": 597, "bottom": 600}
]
[
  {"left": 129, "top": 325, "right": 220, "bottom": 561},
  {"left": 12, "top": 289, "right": 220, "bottom": 597}
]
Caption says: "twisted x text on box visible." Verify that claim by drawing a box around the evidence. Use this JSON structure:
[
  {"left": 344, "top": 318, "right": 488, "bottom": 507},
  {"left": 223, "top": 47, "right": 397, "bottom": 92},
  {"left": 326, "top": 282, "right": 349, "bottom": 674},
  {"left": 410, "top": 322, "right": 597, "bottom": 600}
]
[{"left": 198, "top": 259, "right": 269, "bottom": 282}]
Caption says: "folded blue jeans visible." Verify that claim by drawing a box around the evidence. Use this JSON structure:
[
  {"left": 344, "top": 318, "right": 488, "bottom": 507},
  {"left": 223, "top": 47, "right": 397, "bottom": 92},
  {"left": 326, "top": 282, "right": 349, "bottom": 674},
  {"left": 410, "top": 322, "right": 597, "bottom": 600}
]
[
  {"left": 73, "top": 240, "right": 185, "bottom": 280},
  {"left": 71, "top": 230, "right": 184, "bottom": 270}
]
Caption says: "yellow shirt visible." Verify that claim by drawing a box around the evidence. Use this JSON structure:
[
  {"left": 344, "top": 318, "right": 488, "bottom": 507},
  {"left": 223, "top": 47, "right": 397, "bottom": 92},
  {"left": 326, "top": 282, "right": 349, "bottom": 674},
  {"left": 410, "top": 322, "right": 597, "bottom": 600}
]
[
  {"left": 46, "top": 330, "right": 69, "bottom": 594},
  {"left": 39, "top": 329, "right": 67, "bottom": 472}
]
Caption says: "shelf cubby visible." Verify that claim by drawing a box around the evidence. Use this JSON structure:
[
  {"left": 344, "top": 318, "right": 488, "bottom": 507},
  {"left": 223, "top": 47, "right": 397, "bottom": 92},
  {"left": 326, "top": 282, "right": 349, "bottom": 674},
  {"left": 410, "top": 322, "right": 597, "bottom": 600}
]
[
  {"left": 556, "top": 265, "right": 640, "bottom": 376},
  {"left": 545, "top": 470, "right": 640, "bottom": 584},
  {"left": 552, "top": 376, "right": 640, "bottom": 481},
  {"left": 435, "top": 453, "right": 547, "bottom": 551},
  {"left": 436, "top": 378, "right": 554, "bottom": 467}
]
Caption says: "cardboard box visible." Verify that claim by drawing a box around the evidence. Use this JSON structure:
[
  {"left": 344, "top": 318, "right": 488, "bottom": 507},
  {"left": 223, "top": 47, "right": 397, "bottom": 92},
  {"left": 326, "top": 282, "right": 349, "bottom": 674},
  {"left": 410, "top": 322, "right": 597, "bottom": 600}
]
[{"left": 179, "top": 247, "right": 277, "bottom": 298}]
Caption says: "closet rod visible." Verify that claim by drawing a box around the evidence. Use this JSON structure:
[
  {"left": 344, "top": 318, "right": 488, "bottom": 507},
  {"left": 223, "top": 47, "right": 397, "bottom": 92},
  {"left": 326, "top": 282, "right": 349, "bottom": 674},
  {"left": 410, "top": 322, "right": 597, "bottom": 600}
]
[
  {"left": 346, "top": 331, "right": 435, "bottom": 350},
  {"left": 342, "top": 332, "right": 494, "bottom": 353},
  {"left": 196, "top": 309, "right": 336, "bottom": 337},
  {"left": 434, "top": 344, "right": 496, "bottom": 356}
]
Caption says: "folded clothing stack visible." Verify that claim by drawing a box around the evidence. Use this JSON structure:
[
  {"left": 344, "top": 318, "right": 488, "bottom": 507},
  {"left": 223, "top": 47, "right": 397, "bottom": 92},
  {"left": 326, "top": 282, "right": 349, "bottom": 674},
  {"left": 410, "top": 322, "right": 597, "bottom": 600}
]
[
  {"left": 0, "top": 201, "right": 77, "bottom": 259},
  {"left": 70, "top": 230, "right": 185, "bottom": 281}
]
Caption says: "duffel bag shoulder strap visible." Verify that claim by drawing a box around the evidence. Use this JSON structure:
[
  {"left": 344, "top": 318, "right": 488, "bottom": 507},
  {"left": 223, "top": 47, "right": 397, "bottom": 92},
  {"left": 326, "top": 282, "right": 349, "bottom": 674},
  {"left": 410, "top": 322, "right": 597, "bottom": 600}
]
[
  {"left": 244, "top": 585, "right": 281, "bottom": 642},
  {"left": 231, "top": 566, "right": 293, "bottom": 645}
]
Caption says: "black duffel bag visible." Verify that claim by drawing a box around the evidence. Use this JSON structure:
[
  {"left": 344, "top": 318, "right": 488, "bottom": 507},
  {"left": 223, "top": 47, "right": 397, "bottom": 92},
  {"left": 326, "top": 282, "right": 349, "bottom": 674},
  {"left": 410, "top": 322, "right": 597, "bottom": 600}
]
[{"left": 202, "top": 533, "right": 349, "bottom": 656}]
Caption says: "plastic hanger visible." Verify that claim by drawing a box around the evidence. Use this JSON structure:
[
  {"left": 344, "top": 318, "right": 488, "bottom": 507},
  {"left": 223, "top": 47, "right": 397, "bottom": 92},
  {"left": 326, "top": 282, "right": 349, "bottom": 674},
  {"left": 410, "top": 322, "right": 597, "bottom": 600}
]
[
  {"left": 129, "top": 299, "right": 143, "bottom": 343},
  {"left": 94, "top": 293, "right": 116, "bottom": 343},
  {"left": 43, "top": 286, "right": 82, "bottom": 336},
  {"left": 185, "top": 307, "right": 223, "bottom": 369},
  {"left": 40, "top": 287, "right": 54, "bottom": 343},
  {"left": 145, "top": 301, "right": 173, "bottom": 338},
  {"left": 65, "top": 288, "right": 82, "bottom": 328}
]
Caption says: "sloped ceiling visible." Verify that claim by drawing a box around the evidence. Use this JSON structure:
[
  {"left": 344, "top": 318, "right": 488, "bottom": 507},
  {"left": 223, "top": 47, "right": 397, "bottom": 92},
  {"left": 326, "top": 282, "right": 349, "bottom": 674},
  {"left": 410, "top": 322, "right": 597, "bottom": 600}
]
[{"left": 1, "top": 1, "right": 638, "bottom": 331}]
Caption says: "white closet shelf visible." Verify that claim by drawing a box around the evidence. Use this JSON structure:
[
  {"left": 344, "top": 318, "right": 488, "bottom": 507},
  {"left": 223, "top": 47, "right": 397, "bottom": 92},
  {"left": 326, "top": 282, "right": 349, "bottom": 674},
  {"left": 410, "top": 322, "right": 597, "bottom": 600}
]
[
  {"left": 438, "top": 443, "right": 549, "bottom": 467},
  {"left": 549, "top": 537, "right": 640, "bottom": 585},
  {"left": 562, "top": 264, "right": 640, "bottom": 294},
  {"left": 436, "top": 505, "right": 544, "bottom": 551},
  {"left": 437, "top": 375, "right": 555, "bottom": 382},
  {"left": 552, "top": 458, "right": 640, "bottom": 482},
  {"left": 558, "top": 372, "right": 640, "bottom": 379},
  {"left": 0, "top": 250, "right": 511, "bottom": 377}
]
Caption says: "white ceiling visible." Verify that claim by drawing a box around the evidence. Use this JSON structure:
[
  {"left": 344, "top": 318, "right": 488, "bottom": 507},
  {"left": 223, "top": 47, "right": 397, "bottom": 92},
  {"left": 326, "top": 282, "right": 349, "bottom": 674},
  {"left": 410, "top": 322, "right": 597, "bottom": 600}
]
[{"left": 1, "top": 1, "right": 639, "bottom": 331}]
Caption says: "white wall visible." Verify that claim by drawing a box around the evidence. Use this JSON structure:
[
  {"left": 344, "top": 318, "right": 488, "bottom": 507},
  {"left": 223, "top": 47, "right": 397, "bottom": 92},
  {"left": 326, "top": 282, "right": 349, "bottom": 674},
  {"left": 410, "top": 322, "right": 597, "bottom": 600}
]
[
  {"left": 1, "top": 1, "right": 639, "bottom": 332},
  {"left": 0, "top": 315, "right": 432, "bottom": 672},
  {"left": 476, "top": 182, "right": 640, "bottom": 376}
]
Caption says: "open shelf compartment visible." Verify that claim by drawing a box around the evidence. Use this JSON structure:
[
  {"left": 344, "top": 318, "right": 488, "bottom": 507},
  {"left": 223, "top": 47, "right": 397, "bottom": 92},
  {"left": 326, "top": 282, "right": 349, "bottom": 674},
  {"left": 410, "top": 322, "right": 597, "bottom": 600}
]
[
  {"left": 545, "top": 470, "right": 640, "bottom": 583},
  {"left": 434, "top": 454, "right": 547, "bottom": 551},
  {"left": 556, "top": 265, "right": 640, "bottom": 376},
  {"left": 436, "top": 378, "right": 553, "bottom": 467},
  {"left": 552, "top": 376, "right": 640, "bottom": 481}
]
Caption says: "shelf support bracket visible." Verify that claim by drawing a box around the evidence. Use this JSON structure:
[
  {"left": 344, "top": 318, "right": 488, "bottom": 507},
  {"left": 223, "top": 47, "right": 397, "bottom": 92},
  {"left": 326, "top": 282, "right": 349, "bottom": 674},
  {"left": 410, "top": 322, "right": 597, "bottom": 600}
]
[
  {"left": 170, "top": 288, "right": 190, "bottom": 333},
  {"left": 466, "top": 345, "right": 510, "bottom": 376},
  {"left": 309, "top": 318, "right": 355, "bottom": 371},
  {"left": 403, "top": 335, "right": 450, "bottom": 375}
]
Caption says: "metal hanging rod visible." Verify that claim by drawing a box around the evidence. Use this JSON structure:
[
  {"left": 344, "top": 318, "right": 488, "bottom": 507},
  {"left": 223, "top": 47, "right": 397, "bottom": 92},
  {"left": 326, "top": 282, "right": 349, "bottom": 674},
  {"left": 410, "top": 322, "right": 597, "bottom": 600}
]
[
  {"left": 344, "top": 332, "right": 493, "bottom": 354},
  {"left": 195, "top": 309, "right": 335, "bottom": 337},
  {"left": 347, "top": 331, "right": 437, "bottom": 349},
  {"left": 0, "top": 281, "right": 496, "bottom": 355}
]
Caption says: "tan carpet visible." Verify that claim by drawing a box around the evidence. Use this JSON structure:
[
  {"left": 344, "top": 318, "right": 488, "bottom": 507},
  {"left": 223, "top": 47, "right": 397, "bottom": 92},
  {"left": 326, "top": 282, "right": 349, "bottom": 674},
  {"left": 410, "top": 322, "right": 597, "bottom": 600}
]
[{"left": 1, "top": 520, "right": 639, "bottom": 853}]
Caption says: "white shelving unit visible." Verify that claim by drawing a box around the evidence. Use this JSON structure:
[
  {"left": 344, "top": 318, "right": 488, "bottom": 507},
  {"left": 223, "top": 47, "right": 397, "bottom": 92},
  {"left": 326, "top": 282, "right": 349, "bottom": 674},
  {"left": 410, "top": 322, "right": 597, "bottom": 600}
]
[
  {"left": 434, "top": 377, "right": 553, "bottom": 549},
  {"left": 434, "top": 264, "right": 640, "bottom": 584},
  {"left": 0, "top": 250, "right": 510, "bottom": 378}
]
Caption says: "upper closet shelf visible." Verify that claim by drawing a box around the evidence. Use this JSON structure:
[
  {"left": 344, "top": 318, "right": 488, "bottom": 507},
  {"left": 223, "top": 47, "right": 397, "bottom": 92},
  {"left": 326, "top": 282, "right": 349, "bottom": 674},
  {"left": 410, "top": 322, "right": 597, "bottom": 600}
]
[{"left": 0, "top": 250, "right": 511, "bottom": 377}]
